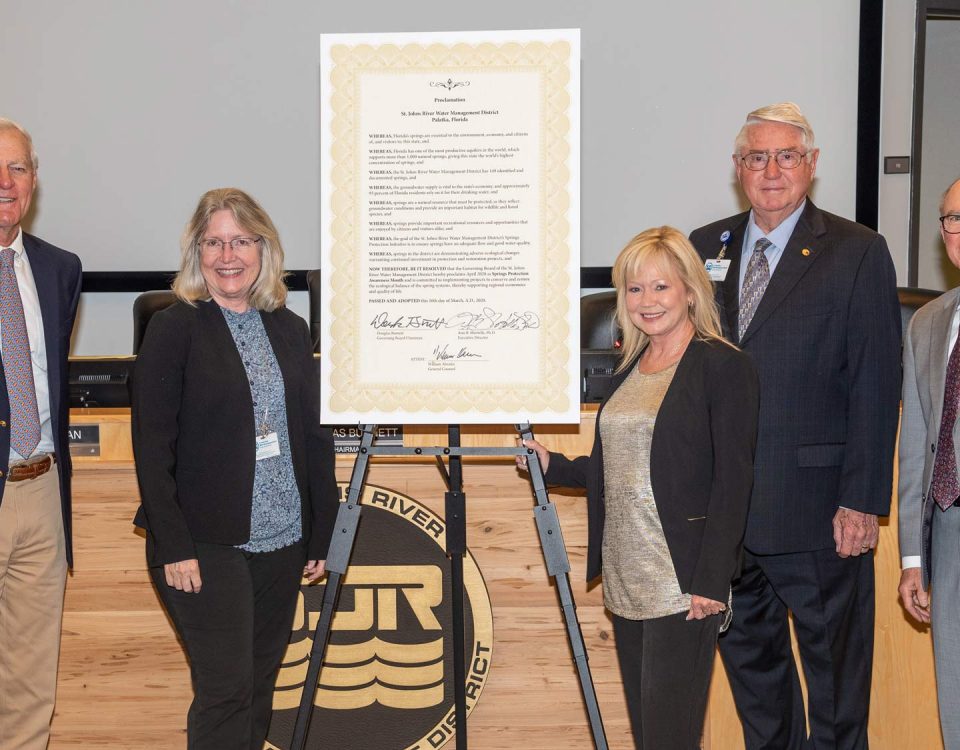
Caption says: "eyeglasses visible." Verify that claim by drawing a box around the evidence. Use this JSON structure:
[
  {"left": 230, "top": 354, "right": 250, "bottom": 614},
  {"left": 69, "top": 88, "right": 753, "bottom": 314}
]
[
  {"left": 198, "top": 236, "right": 261, "bottom": 253},
  {"left": 940, "top": 215, "right": 960, "bottom": 235},
  {"left": 737, "top": 150, "right": 810, "bottom": 171}
]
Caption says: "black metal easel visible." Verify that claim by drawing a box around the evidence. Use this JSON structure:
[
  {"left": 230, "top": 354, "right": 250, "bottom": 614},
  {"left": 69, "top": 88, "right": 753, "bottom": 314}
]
[{"left": 290, "top": 423, "right": 608, "bottom": 750}]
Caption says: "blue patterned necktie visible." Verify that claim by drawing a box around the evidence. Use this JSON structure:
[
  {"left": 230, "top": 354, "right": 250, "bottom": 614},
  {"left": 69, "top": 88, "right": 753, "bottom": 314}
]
[
  {"left": 1, "top": 248, "right": 41, "bottom": 459},
  {"left": 932, "top": 334, "right": 960, "bottom": 510},
  {"left": 738, "top": 238, "right": 772, "bottom": 341}
]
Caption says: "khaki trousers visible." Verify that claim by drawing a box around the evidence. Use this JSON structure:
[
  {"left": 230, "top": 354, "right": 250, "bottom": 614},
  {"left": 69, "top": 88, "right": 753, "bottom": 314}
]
[{"left": 0, "top": 468, "right": 67, "bottom": 750}]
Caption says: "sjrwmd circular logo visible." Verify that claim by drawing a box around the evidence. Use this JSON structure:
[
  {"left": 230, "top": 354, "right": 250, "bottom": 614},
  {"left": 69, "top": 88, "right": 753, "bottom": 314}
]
[{"left": 266, "top": 482, "right": 494, "bottom": 750}]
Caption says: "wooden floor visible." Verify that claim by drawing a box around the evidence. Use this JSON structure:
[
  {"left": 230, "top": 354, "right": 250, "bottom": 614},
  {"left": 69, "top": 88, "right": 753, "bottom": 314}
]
[
  {"left": 49, "top": 416, "right": 943, "bottom": 749},
  {"left": 54, "top": 458, "right": 636, "bottom": 749}
]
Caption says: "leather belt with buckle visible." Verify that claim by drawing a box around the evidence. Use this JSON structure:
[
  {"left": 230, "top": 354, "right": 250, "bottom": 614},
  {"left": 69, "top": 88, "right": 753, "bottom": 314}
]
[{"left": 8, "top": 453, "right": 57, "bottom": 483}]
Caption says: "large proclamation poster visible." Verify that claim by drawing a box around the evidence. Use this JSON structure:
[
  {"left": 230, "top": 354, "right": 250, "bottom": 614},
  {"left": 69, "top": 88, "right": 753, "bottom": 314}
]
[{"left": 319, "top": 29, "right": 581, "bottom": 425}]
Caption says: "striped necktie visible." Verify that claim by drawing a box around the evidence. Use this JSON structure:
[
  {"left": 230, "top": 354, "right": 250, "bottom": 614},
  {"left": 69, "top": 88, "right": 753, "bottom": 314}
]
[
  {"left": 738, "top": 238, "right": 772, "bottom": 341},
  {"left": 1, "top": 248, "right": 41, "bottom": 459}
]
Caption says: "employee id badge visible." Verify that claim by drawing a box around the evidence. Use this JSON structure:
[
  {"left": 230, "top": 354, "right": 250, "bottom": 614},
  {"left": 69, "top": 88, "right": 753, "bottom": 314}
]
[
  {"left": 705, "top": 258, "right": 731, "bottom": 281},
  {"left": 255, "top": 432, "right": 281, "bottom": 461}
]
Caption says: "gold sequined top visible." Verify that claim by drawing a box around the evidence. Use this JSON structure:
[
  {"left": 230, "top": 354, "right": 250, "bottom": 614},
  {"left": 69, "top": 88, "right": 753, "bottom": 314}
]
[{"left": 599, "top": 362, "right": 690, "bottom": 620}]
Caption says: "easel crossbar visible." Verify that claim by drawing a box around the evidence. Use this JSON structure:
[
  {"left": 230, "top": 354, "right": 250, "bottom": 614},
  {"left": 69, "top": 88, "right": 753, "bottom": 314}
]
[{"left": 363, "top": 446, "right": 528, "bottom": 457}]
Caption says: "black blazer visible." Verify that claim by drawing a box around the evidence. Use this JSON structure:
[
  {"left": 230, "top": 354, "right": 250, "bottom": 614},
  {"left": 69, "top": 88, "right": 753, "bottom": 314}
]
[
  {"left": 132, "top": 300, "right": 338, "bottom": 566},
  {"left": 545, "top": 338, "right": 759, "bottom": 603},
  {"left": 0, "top": 234, "right": 82, "bottom": 566},
  {"left": 690, "top": 201, "right": 901, "bottom": 554}
]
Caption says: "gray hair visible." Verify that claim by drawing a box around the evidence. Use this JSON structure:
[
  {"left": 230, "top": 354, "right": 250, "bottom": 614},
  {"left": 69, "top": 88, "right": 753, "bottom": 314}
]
[
  {"left": 734, "top": 102, "right": 816, "bottom": 155},
  {"left": 0, "top": 118, "right": 39, "bottom": 170}
]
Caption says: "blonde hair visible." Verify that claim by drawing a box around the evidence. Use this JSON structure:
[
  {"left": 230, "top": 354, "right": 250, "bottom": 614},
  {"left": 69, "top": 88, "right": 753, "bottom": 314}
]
[
  {"left": 173, "top": 188, "right": 288, "bottom": 311},
  {"left": 611, "top": 226, "right": 725, "bottom": 373},
  {"left": 734, "top": 101, "right": 816, "bottom": 154},
  {"left": 0, "top": 117, "right": 39, "bottom": 170}
]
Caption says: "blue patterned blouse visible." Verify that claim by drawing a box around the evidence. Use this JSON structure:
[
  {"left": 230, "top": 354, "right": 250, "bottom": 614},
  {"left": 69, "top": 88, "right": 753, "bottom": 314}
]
[{"left": 221, "top": 306, "right": 302, "bottom": 553}]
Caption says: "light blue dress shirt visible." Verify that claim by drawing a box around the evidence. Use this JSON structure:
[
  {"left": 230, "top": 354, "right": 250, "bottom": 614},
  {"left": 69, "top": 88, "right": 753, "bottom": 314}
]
[{"left": 737, "top": 200, "right": 807, "bottom": 296}]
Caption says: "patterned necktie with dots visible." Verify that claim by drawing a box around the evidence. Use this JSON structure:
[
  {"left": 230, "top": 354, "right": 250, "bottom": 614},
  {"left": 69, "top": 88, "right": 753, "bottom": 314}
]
[
  {"left": 738, "top": 238, "right": 772, "bottom": 341},
  {"left": 932, "top": 333, "right": 960, "bottom": 510},
  {"left": 1, "top": 247, "right": 41, "bottom": 459}
]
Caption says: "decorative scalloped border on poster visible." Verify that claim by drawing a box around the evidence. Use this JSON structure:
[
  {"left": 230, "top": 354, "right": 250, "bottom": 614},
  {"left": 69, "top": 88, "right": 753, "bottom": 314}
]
[{"left": 326, "top": 40, "right": 572, "bottom": 419}]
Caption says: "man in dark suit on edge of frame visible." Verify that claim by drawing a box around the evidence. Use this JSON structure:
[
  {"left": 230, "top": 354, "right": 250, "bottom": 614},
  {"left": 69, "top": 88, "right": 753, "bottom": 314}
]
[{"left": 690, "top": 102, "right": 901, "bottom": 750}]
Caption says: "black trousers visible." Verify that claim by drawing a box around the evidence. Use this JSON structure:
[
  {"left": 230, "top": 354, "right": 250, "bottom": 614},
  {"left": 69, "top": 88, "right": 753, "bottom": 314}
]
[
  {"left": 718, "top": 548, "right": 875, "bottom": 750},
  {"left": 611, "top": 609, "right": 721, "bottom": 750},
  {"left": 148, "top": 538, "right": 306, "bottom": 750}
]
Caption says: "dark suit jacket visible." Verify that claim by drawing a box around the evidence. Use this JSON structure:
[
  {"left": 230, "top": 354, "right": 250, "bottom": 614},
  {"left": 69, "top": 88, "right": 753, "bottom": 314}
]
[
  {"left": 545, "top": 338, "right": 759, "bottom": 603},
  {"left": 690, "top": 201, "right": 901, "bottom": 554},
  {"left": 132, "top": 299, "right": 338, "bottom": 566},
  {"left": 0, "top": 234, "right": 82, "bottom": 566}
]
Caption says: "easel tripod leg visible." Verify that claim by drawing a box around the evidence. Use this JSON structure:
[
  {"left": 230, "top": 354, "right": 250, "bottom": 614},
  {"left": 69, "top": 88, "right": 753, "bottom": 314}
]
[
  {"left": 290, "top": 571, "right": 343, "bottom": 749},
  {"left": 555, "top": 573, "right": 608, "bottom": 749},
  {"left": 289, "top": 425, "right": 374, "bottom": 750},
  {"left": 446, "top": 425, "right": 468, "bottom": 749},
  {"left": 519, "top": 424, "right": 609, "bottom": 750}
]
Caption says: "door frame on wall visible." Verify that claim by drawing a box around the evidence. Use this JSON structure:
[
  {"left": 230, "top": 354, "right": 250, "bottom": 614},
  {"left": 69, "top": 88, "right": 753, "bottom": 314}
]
[
  {"left": 908, "top": 0, "right": 960, "bottom": 286},
  {"left": 857, "top": 0, "right": 884, "bottom": 232}
]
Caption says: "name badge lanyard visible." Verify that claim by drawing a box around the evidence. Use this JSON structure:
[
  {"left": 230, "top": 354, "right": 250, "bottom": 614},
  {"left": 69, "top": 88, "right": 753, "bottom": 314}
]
[
  {"left": 249, "top": 356, "right": 282, "bottom": 461},
  {"left": 705, "top": 230, "right": 732, "bottom": 282},
  {"left": 258, "top": 404, "right": 272, "bottom": 438},
  {"left": 717, "top": 229, "right": 731, "bottom": 260}
]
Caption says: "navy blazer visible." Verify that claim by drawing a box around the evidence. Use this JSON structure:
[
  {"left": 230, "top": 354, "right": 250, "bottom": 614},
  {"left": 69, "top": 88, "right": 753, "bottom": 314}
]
[
  {"left": 131, "top": 300, "right": 338, "bottom": 566},
  {"left": 0, "top": 234, "right": 82, "bottom": 566},
  {"left": 690, "top": 201, "right": 901, "bottom": 554},
  {"left": 545, "top": 337, "right": 759, "bottom": 603}
]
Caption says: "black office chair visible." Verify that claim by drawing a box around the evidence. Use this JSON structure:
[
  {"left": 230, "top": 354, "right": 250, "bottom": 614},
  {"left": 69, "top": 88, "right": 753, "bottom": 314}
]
[
  {"left": 306, "top": 270, "right": 322, "bottom": 353},
  {"left": 579, "top": 291, "right": 621, "bottom": 402},
  {"left": 580, "top": 290, "right": 621, "bottom": 349},
  {"left": 132, "top": 290, "right": 177, "bottom": 354},
  {"left": 897, "top": 286, "right": 942, "bottom": 335}
]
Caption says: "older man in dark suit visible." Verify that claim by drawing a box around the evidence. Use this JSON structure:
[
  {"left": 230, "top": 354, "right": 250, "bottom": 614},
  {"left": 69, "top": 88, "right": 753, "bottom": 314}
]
[
  {"left": 690, "top": 102, "right": 901, "bottom": 750},
  {"left": 0, "top": 118, "right": 82, "bottom": 749}
]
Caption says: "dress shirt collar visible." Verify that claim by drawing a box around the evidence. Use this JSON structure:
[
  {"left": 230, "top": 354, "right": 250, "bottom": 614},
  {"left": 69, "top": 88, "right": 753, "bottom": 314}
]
[
  {"left": 745, "top": 199, "right": 807, "bottom": 252},
  {"left": 2, "top": 228, "right": 26, "bottom": 258}
]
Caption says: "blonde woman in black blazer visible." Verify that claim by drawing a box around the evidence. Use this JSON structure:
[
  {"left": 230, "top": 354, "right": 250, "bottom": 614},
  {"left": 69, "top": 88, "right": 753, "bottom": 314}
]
[
  {"left": 132, "top": 189, "right": 338, "bottom": 750},
  {"left": 522, "top": 226, "right": 759, "bottom": 750}
]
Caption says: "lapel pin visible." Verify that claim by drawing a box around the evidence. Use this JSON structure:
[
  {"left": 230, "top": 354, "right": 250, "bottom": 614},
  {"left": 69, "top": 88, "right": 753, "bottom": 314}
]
[{"left": 801, "top": 248, "right": 811, "bottom": 257}]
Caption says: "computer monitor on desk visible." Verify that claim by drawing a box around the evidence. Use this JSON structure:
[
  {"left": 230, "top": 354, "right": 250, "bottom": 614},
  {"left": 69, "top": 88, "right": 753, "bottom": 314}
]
[{"left": 68, "top": 356, "right": 136, "bottom": 408}]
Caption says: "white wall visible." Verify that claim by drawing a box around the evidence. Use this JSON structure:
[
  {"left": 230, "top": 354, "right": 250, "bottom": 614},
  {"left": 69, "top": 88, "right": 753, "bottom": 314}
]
[{"left": 6, "top": 0, "right": 865, "bottom": 354}]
